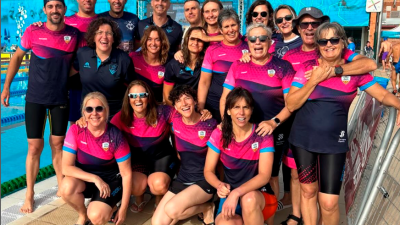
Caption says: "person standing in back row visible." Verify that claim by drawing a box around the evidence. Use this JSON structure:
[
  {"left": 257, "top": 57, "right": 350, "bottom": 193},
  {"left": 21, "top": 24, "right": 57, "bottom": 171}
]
[
  {"left": 99, "top": 0, "right": 140, "bottom": 53},
  {"left": 387, "top": 42, "right": 400, "bottom": 95},
  {"left": 1, "top": 0, "right": 80, "bottom": 214},
  {"left": 135, "top": 0, "right": 183, "bottom": 56}
]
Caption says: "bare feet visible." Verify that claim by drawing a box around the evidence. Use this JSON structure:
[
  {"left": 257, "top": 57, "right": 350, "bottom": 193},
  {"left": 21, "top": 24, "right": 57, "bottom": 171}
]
[
  {"left": 75, "top": 214, "right": 88, "bottom": 225},
  {"left": 20, "top": 193, "right": 35, "bottom": 213},
  {"left": 203, "top": 202, "right": 215, "bottom": 224},
  {"left": 56, "top": 190, "right": 62, "bottom": 197}
]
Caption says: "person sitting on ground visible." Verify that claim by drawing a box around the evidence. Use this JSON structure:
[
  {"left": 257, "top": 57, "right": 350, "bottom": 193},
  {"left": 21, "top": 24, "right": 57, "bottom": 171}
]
[
  {"left": 61, "top": 92, "right": 132, "bottom": 225},
  {"left": 153, "top": 85, "right": 216, "bottom": 225},
  {"left": 205, "top": 87, "right": 278, "bottom": 225}
]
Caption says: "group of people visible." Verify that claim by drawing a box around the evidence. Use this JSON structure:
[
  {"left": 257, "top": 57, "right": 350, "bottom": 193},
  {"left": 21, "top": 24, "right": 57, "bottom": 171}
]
[{"left": 2, "top": 0, "right": 400, "bottom": 225}]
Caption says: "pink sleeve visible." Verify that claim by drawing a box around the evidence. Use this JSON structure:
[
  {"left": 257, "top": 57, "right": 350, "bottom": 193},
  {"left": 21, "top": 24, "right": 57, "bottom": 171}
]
[
  {"left": 62, "top": 125, "right": 78, "bottom": 154},
  {"left": 343, "top": 49, "right": 358, "bottom": 62},
  {"left": 201, "top": 48, "right": 213, "bottom": 73},
  {"left": 259, "top": 135, "right": 275, "bottom": 153},
  {"left": 282, "top": 65, "right": 296, "bottom": 94},
  {"left": 358, "top": 74, "right": 375, "bottom": 91},
  {"left": 223, "top": 61, "right": 238, "bottom": 90},
  {"left": 114, "top": 135, "right": 131, "bottom": 163},
  {"left": 291, "top": 68, "right": 308, "bottom": 88},
  {"left": 18, "top": 26, "right": 32, "bottom": 51},
  {"left": 207, "top": 128, "right": 222, "bottom": 153},
  {"left": 110, "top": 112, "right": 124, "bottom": 130}
]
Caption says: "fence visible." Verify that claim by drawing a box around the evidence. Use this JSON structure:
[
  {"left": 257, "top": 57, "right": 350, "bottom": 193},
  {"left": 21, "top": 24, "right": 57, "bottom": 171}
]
[{"left": 346, "top": 92, "right": 400, "bottom": 225}]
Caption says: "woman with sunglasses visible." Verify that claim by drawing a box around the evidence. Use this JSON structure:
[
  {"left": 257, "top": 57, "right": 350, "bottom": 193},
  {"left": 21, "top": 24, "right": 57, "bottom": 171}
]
[
  {"left": 220, "top": 23, "right": 295, "bottom": 224},
  {"left": 152, "top": 85, "right": 216, "bottom": 225},
  {"left": 198, "top": 8, "right": 249, "bottom": 122},
  {"left": 205, "top": 87, "right": 277, "bottom": 225},
  {"left": 130, "top": 25, "right": 170, "bottom": 103},
  {"left": 108, "top": 80, "right": 177, "bottom": 212},
  {"left": 164, "top": 27, "right": 209, "bottom": 106},
  {"left": 61, "top": 92, "right": 132, "bottom": 225},
  {"left": 286, "top": 22, "right": 400, "bottom": 225},
  {"left": 273, "top": 5, "right": 302, "bottom": 59},
  {"left": 280, "top": 8, "right": 377, "bottom": 225},
  {"left": 71, "top": 17, "right": 135, "bottom": 118}
]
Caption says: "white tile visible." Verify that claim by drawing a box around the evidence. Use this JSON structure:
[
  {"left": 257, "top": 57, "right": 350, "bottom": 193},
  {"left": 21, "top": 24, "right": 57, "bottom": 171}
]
[
  {"left": 387, "top": 6, "right": 392, "bottom": 12},
  {"left": 1, "top": 196, "right": 22, "bottom": 210}
]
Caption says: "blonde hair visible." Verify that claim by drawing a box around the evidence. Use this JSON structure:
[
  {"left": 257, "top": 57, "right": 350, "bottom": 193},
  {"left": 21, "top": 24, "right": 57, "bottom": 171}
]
[{"left": 81, "top": 92, "right": 110, "bottom": 121}]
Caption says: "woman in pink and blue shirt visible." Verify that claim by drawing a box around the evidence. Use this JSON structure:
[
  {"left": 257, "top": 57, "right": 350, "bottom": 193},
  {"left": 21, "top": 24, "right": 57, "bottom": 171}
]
[{"left": 205, "top": 87, "right": 278, "bottom": 225}]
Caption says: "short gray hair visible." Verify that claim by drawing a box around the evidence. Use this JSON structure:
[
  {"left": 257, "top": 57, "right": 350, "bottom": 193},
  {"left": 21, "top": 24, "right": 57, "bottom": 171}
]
[
  {"left": 314, "top": 22, "right": 348, "bottom": 48},
  {"left": 246, "top": 23, "right": 272, "bottom": 39},
  {"left": 218, "top": 8, "right": 240, "bottom": 29}
]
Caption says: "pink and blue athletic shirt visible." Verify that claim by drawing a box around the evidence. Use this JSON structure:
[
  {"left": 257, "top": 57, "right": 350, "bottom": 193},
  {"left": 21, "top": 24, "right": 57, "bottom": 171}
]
[
  {"left": 62, "top": 124, "right": 131, "bottom": 182},
  {"left": 223, "top": 56, "right": 295, "bottom": 122},
  {"left": 274, "top": 35, "right": 302, "bottom": 59},
  {"left": 171, "top": 113, "right": 217, "bottom": 183},
  {"left": 283, "top": 46, "right": 359, "bottom": 71},
  {"left": 110, "top": 105, "right": 175, "bottom": 160},
  {"left": 201, "top": 41, "right": 249, "bottom": 110},
  {"left": 289, "top": 59, "right": 376, "bottom": 154},
  {"left": 65, "top": 13, "right": 97, "bottom": 47},
  {"left": 18, "top": 23, "right": 79, "bottom": 105},
  {"left": 129, "top": 51, "right": 166, "bottom": 102},
  {"left": 207, "top": 125, "right": 275, "bottom": 190}
]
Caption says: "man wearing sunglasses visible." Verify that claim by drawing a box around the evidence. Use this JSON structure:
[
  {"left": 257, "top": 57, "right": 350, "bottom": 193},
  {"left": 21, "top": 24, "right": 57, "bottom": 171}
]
[{"left": 280, "top": 6, "right": 377, "bottom": 225}]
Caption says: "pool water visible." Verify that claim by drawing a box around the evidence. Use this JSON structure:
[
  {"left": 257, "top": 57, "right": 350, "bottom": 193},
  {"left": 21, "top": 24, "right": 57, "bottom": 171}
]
[{"left": 1, "top": 71, "right": 56, "bottom": 183}]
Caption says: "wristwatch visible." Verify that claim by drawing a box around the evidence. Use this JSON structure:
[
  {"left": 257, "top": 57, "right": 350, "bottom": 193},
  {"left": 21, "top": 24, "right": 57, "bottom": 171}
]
[
  {"left": 334, "top": 65, "right": 343, "bottom": 76},
  {"left": 271, "top": 117, "right": 281, "bottom": 126}
]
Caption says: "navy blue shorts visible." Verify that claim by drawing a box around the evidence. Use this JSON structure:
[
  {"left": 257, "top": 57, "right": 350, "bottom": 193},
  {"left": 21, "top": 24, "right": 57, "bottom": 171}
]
[{"left": 68, "top": 90, "right": 82, "bottom": 122}]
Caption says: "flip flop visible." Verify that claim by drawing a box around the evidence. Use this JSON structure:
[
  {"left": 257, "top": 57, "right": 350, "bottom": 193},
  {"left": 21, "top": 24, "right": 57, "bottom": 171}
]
[
  {"left": 130, "top": 194, "right": 151, "bottom": 213},
  {"left": 276, "top": 200, "right": 292, "bottom": 211}
]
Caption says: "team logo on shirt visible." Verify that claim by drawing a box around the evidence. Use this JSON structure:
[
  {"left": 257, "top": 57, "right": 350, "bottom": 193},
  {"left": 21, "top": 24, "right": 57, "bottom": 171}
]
[
  {"left": 338, "top": 130, "right": 346, "bottom": 143},
  {"left": 251, "top": 142, "right": 259, "bottom": 152},
  {"left": 109, "top": 63, "right": 118, "bottom": 75},
  {"left": 102, "top": 142, "right": 110, "bottom": 151},
  {"left": 341, "top": 76, "right": 351, "bottom": 85},
  {"left": 158, "top": 71, "right": 165, "bottom": 79},
  {"left": 166, "top": 26, "right": 173, "bottom": 33},
  {"left": 242, "top": 49, "right": 249, "bottom": 54},
  {"left": 126, "top": 21, "right": 135, "bottom": 31},
  {"left": 198, "top": 131, "right": 206, "bottom": 140},
  {"left": 268, "top": 69, "right": 276, "bottom": 77},
  {"left": 64, "top": 36, "right": 71, "bottom": 44},
  {"left": 84, "top": 62, "right": 91, "bottom": 68}
]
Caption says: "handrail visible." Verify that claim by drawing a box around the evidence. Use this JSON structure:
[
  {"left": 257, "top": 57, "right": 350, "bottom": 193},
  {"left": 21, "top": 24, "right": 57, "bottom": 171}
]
[
  {"left": 356, "top": 109, "right": 400, "bottom": 225},
  {"left": 354, "top": 107, "right": 397, "bottom": 224}
]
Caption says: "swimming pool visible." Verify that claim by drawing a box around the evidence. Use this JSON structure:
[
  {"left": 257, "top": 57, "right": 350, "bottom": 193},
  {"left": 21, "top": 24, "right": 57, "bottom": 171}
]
[{"left": 1, "top": 71, "right": 55, "bottom": 184}]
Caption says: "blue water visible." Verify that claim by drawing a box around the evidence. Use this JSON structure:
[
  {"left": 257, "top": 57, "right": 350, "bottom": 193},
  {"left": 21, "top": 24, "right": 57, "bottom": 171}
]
[{"left": 1, "top": 70, "right": 56, "bottom": 183}]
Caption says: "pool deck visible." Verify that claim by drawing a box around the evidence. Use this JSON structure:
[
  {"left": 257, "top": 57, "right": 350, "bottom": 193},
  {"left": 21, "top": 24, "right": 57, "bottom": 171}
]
[{"left": 1, "top": 67, "right": 398, "bottom": 225}]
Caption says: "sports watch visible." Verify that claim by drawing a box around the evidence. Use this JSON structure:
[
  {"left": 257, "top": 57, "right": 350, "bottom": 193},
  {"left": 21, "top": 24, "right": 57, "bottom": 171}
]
[
  {"left": 271, "top": 117, "right": 281, "bottom": 126},
  {"left": 334, "top": 65, "right": 343, "bottom": 76}
]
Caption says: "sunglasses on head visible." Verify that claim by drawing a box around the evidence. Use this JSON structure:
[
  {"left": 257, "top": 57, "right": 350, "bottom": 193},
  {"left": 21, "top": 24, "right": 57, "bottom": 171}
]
[
  {"left": 128, "top": 92, "right": 149, "bottom": 99},
  {"left": 252, "top": 11, "right": 268, "bottom": 18},
  {"left": 299, "top": 21, "right": 322, "bottom": 29},
  {"left": 317, "top": 37, "right": 341, "bottom": 46},
  {"left": 275, "top": 15, "right": 293, "bottom": 24},
  {"left": 248, "top": 35, "right": 270, "bottom": 43},
  {"left": 85, "top": 106, "right": 104, "bottom": 114}
]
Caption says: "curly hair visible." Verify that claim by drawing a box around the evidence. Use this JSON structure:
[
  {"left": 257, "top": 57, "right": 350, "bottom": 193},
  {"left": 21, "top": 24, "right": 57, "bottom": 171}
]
[
  {"left": 85, "top": 17, "right": 122, "bottom": 49},
  {"left": 120, "top": 80, "right": 159, "bottom": 127},
  {"left": 168, "top": 85, "right": 198, "bottom": 106},
  {"left": 222, "top": 87, "right": 255, "bottom": 149},
  {"left": 140, "top": 25, "right": 170, "bottom": 65},
  {"left": 245, "top": 0, "right": 274, "bottom": 31},
  {"left": 181, "top": 26, "right": 209, "bottom": 68}
]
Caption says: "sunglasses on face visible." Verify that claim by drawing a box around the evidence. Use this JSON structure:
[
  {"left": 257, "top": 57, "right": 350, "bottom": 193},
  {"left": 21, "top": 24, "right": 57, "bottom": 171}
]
[
  {"left": 189, "top": 37, "right": 203, "bottom": 43},
  {"left": 299, "top": 21, "right": 322, "bottom": 29},
  {"left": 128, "top": 92, "right": 149, "bottom": 99},
  {"left": 252, "top": 11, "right": 268, "bottom": 18},
  {"left": 85, "top": 106, "right": 104, "bottom": 114},
  {"left": 317, "top": 37, "right": 341, "bottom": 46},
  {"left": 248, "top": 35, "right": 270, "bottom": 43},
  {"left": 275, "top": 15, "right": 293, "bottom": 24}
]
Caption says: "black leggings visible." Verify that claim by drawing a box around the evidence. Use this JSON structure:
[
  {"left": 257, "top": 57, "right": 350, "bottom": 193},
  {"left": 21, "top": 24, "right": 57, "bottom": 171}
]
[{"left": 291, "top": 144, "right": 346, "bottom": 195}]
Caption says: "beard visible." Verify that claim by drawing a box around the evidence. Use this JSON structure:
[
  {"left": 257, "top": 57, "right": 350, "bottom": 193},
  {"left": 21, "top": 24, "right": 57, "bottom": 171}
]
[{"left": 48, "top": 13, "right": 63, "bottom": 25}]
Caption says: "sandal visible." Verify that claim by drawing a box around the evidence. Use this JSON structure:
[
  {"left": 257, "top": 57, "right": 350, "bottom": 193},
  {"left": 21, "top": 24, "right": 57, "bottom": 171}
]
[
  {"left": 280, "top": 214, "right": 303, "bottom": 225},
  {"left": 277, "top": 200, "right": 292, "bottom": 211},
  {"left": 130, "top": 200, "right": 149, "bottom": 213}
]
